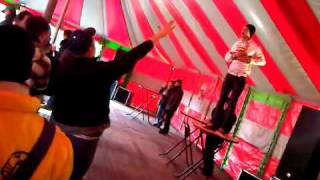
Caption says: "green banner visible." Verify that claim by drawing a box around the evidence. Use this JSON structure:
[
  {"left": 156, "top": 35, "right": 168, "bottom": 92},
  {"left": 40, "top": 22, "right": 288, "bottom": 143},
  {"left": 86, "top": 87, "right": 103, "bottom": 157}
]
[{"left": 221, "top": 87, "right": 292, "bottom": 178}]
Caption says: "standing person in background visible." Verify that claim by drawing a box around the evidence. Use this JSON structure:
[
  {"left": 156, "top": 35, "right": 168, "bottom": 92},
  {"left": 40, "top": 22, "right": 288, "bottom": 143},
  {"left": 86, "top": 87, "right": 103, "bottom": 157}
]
[
  {"left": 25, "top": 16, "right": 52, "bottom": 94},
  {"left": 50, "top": 21, "right": 176, "bottom": 179},
  {"left": 0, "top": 6, "right": 16, "bottom": 26},
  {"left": 57, "top": 29, "right": 73, "bottom": 59},
  {"left": 153, "top": 80, "right": 175, "bottom": 128},
  {"left": 202, "top": 24, "right": 266, "bottom": 177},
  {"left": 159, "top": 80, "right": 184, "bottom": 135},
  {"left": 0, "top": 25, "right": 73, "bottom": 180}
]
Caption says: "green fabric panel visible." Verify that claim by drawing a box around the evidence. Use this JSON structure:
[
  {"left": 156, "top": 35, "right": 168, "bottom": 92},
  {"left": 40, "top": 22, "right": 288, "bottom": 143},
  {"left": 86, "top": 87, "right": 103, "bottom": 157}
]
[
  {"left": 221, "top": 87, "right": 293, "bottom": 175},
  {"left": 102, "top": 40, "right": 130, "bottom": 52},
  {"left": 250, "top": 88, "right": 291, "bottom": 108},
  {"left": 221, "top": 88, "right": 252, "bottom": 169}
]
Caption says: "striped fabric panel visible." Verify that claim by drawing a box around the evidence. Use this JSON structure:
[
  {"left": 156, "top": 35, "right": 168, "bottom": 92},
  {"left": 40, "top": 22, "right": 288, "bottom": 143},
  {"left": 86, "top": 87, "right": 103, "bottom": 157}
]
[
  {"left": 104, "top": 0, "right": 130, "bottom": 46},
  {"left": 23, "top": 0, "right": 48, "bottom": 12},
  {"left": 157, "top": 0, "right": 223, "bottom": 75},
  {"left": 148, "top": 0, "right": 212, "bottom": 74},
  {"left": 307, "top": 0, "right": 320, "bottom": 21},
  {"left": 80, "top": 0, "right": 105, "bottom": 35},
  {"left": 121, "top": 0, "right": 160, "bottom": 60},
  {"left": 211, "top": 0, "right": 294, "bottom": 95},
  {"left": 134, "top": 0, "right": 185, "bottom": 67},
  {"left": 234, "top": 0, "right": 320, "bottom": 102},
  {"left": 260, "top": 0, "right": 320, "bottom": 92},
  {"left": 198, "top": 0, "right": 273, "bottom": 91},
  {"left": 139, "top": 0, "right": 197, "bottom": 70},
  {"left": 238, "top": 119, "right": 274, "bottom": 152},
  {"left": 169, "top": 1, "right": 228, "bottom": 75}
]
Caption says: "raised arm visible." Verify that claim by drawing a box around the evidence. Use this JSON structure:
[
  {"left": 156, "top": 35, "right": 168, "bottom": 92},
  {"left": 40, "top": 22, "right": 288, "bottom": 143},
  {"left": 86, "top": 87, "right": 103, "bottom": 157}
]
[{"left": 96, "top": 21, "right": 176, "bottom": 79}]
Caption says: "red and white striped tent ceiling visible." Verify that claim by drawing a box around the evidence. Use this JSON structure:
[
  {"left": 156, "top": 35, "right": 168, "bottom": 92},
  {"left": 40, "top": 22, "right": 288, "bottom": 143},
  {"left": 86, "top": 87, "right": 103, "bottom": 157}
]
[{"left": 4, "top": 0, "right": 320, "bottom": 104}]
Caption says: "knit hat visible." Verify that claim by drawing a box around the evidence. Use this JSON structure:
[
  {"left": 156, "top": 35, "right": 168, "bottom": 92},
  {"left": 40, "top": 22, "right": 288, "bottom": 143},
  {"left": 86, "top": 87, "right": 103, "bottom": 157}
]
[
  {"left": 67, "top": 27, "right": 96, "bottom": 55},
  {"left": 0, "top": 25, "right": 35, "bottom": 83},
  {"left": 246, "top": 24, "right": 256, "bottom": 37}
]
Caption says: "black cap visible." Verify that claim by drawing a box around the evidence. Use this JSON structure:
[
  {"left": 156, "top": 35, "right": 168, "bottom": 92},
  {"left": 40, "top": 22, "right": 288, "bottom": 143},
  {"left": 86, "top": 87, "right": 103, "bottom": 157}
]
[
  {"left": 246, "top": 24, "right": 256, "bottom": 37},
  {"left": 67, "top": 27, "right": 96, "bottom": 55},
  {"left": 0, "top": 25, "right": 35, "bottom": 83}
]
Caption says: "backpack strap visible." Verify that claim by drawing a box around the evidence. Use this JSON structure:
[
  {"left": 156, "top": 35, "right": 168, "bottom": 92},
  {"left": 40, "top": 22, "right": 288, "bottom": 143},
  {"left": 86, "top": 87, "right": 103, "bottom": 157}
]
[{"left": 10, "top": 120, "right": 56, "bottom": 180}]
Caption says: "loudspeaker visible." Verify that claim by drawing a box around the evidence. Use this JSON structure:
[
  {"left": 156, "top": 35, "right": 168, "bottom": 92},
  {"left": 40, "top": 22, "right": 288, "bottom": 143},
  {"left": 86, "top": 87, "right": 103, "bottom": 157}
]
[
  {"left": 113, "top": 86, "right": 131, "bottom": 105},
  {"left": 237, "top": 170, "right": 261, "bottom": 180},
  {"left": 276, "top": 106, "right": 320, "bottom": 180}
]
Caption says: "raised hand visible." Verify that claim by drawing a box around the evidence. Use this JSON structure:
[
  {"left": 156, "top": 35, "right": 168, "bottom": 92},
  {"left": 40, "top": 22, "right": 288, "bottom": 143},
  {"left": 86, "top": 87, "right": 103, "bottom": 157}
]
[{"left": 151, "top": 20, "right": 176, "bottom": 43}]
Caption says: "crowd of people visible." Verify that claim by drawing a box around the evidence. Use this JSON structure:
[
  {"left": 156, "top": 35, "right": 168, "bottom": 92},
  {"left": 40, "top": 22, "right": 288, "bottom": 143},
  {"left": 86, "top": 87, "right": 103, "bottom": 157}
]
[
  {"left": 0, "top": 5, "right": 267, "bottom": 179},
  {"left": 0, "top": 7, "right": 175, "bottom": 180}
]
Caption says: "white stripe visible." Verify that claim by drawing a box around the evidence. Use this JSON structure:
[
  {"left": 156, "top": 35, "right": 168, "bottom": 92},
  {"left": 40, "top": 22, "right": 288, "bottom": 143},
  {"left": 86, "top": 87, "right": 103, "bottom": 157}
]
[
  {"left": 272, "top": 134, "right": 290, "bottom": 160},
  {"left": 24, "top": 0, "right": 48, "bottom": 13},
  {"left": 234, "top": 0, "right": 320, "bottom": 102},
  {"left": 80, "top": 0, "right": 104, "bottom": 36},
  {"left": 101, "top": 0, "right": 108, "bottom": 37},
  {"left": 307, "top": 0, "right": 320, "bottom": 22},
  {"left": 139, "top": 0, "right": 185, "bottom": 68},
  {"left": 153, "top": 0, "right": 212, "bottom": 74},
  {"left": 123, "top": 0, "right": 165, "bottom": 61},
  {"left": 196, "top": 0, "right": 274, "bottom": 92},
  {"left": 121, "top": 0, "right": 145, "bottom": 46},
  {"left": 171, "top": 1, "right": 228, "bottom": 75},
  {"left": 238, "top": 119, "right": 274, "bottom": 152}
]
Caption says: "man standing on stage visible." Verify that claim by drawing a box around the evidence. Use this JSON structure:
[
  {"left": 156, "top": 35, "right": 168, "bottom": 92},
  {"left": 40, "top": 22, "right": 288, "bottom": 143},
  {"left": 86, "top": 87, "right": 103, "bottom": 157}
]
[{"left": 202, "top": 24, "right": 266, "bottom": 176}]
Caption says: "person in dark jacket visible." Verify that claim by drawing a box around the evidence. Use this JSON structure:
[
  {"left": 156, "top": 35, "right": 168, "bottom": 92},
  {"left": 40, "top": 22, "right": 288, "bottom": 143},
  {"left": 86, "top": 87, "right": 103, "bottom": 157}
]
[
  {"left": 153, "top": 80, "right": 175, "bottom": 128},
  {"left": 159, "top": 80, "right": 184, "bottom": 135},
  {"left": 50, "top": 21, "right": 175, "bottom": 179}
]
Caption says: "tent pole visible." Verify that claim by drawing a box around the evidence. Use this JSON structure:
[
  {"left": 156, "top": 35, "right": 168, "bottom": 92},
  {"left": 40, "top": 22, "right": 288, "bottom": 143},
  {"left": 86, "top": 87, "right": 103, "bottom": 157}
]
[
  {"left": 44, "top": 0, "right": 58, "bottom": 21},
  {"left": 52, "top": 0, "right": 70, "bottom": 44}
]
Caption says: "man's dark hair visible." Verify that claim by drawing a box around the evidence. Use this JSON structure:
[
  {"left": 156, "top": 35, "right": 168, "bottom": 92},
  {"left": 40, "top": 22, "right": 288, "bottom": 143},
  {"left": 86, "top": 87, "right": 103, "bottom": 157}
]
[
  {"left": 246, "top": 24, "right": 256, "bottom": 37},
  {"left": 0, "top": 25, "right": 35, "bottom": 83},
  {"left": 67, "top": 27, "right": 96, "bottom": 55},
  {"left": 176, "top": 80, "right": 182, "bottom": 85},
  {"left": 26, "top": 16, "right": 50, "bottom": 42},
  {"left": 63, "top": 29, "right": 72, "bottom": 39},
  {"left": 15, "top": 11, "right": 32, "bottom": 21}
]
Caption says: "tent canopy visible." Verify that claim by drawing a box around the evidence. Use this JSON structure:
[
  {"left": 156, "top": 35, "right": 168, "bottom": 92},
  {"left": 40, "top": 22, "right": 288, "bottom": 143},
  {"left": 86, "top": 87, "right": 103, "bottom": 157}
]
[{"left": 2, "top": 0, "right": 320, "bottom": 104}]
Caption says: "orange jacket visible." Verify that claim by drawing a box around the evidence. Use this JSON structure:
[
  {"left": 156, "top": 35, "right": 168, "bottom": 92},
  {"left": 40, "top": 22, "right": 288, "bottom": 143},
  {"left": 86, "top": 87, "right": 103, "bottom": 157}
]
[{"left": 0, "top": 91, "right": 73, "bottom": 180}]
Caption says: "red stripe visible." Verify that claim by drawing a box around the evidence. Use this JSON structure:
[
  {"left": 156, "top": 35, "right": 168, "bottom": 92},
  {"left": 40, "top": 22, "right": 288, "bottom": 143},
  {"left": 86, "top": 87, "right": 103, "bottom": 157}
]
[
  {"left": 212, "top": 0, "right": 297, "bottom": 96},
  {"left": 183, "top": 0, "right": 255, "bottom": 86},
  {"left": 158, "top": 1, "right": 223, "bottom": 76},
  {"left": 260, "top": 0, "right": 320, "bottom": 91},
  {"left": 53, "top": 0, "right": 83, "bottom": 26},
  {"left": 146, "top": 1, "right": 198, "bottom": 70},
  {"left": 105, "top": 0, "right": 130, "bottom": 46},
  {"left": 130, "top": 1, "right": 174, "bottom": 65}
]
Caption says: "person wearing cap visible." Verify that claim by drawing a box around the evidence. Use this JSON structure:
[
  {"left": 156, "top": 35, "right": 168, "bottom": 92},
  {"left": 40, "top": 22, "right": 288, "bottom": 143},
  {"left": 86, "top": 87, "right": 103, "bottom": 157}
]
[
  {"left": 50, "top": 21, "right": 175, "bottom": 179},
  {"left": 0, "top": 25, "right": 73, "bottom": 180},
  {"left": 202, "top": 24, "right": 266, "bottom": 177},
  {"left": 0, "top": 6, "right": 16, "bottom": 26}
]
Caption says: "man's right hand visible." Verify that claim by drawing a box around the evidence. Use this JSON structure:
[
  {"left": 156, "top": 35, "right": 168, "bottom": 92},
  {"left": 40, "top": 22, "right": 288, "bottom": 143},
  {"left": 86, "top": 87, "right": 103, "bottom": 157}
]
[{"left": 232, "top": 52, "right": 251, "bottom": 63}]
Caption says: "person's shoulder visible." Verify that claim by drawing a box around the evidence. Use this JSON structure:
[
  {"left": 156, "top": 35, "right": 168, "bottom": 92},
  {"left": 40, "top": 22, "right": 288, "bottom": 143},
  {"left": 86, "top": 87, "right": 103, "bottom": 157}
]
[
  {"left": 248, "top": 40, "right": 260, "bottom": 49},
  {"left": 45, "top": 126, "right": 73, "bottom": 179}
]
